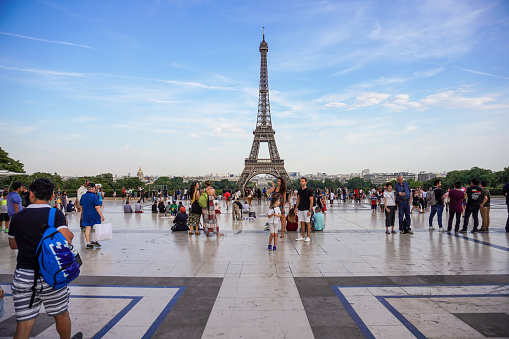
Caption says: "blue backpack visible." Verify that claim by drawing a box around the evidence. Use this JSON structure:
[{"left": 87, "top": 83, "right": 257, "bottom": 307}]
[{"left": 30, "top": 208, "right": 81, "bottom": 308}]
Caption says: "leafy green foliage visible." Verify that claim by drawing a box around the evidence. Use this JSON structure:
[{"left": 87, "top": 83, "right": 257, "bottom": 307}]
[{"left": 0, "top": 147, "right": 25, "bottom": 173}]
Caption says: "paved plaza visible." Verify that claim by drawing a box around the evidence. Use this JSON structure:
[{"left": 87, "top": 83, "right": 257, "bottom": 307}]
[{"left": 0, "top": 198, "right": 508, "bottom": 338}]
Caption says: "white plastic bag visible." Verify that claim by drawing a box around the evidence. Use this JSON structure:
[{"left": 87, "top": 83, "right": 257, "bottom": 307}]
[{"left": 94, "top": 223, "right": 113, "bottom": 241}]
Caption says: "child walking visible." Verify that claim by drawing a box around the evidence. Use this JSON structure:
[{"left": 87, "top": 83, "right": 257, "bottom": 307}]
[{"left": 268, "top": 197, "right": 281, "bottom": 251}]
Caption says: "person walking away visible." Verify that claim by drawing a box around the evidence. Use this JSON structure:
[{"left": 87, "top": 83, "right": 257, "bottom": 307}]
[
  {"left": 460, "top": 178, "right": 483, "bottom": 233},
  {"left": 383, "top": 182, "right": 397, "bottom": 234},
  {"left": 429, "top": 179, "right": 445, "bottom": 231},
  {"left": 479, "top": 180, "right": 491, "bottom": 232},
  {"left": 187, "top": 181, "right": 202, "bottom": 235},
  {"left": 80, "top": 183, "right": 104, "bottom": 249},
  {"left": 8, "top": 178, "right": 82, "bottom": 339},
  {"left": 447, "top": 181, "right": 464, "bottom": 234},
  {"left": 295, "top": 177, "right": 314, "bottom": 242},
  {"left": 0, "top": 191, "right": 10, "bottom": 232},
  {"left": 503, "top": 181, "right": 509, "bottom": 233},
  {"left": 267, "top": 197, "right": 281, "bottom": 251},
  {"left": 395, "top": 175, "right": 413, "bottom": 234},
  {"left": 76, "top": 180, "right": 89, "bottom": 232}
]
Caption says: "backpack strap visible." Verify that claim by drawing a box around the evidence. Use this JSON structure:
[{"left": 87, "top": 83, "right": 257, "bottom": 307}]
[{"left": 29, "top": 208, "right": 57, "bottom": 308}]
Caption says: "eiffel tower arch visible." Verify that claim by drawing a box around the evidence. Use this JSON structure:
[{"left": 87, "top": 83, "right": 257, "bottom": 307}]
[{"left": 237, "top": 30, "right": 290, "bottom": 191}]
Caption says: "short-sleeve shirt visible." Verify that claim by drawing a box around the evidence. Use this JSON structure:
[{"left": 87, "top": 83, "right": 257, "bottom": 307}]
[
  {"left": 481, "top": 188, "right": 490, "bottom": 208},
  {"left": 384, "top": 191, "right": 396, "bottom": 206},
  {"left": 297, "top": 188, "right": 313, "bottom": 211},
  {"left": 313, "top": 212, "right": 325, "bottom": 231},
  {"left": 8, "top": 205, "right": 68, "bottom": 270},
  {"left": 80, "top": 191, "right": 101, "bottom": 221},
  {"left": 0, "top": 197, "right": 7, "bottom": 214},
  {"left": 466, "top": 186, "right": 483, "bottom": 209},
  {"left": 449, "top": 189, "right": 464, "bottom": 213},
  {"left": 7, "top": 191, "right": 22, "bottom": 217},
  {"left": 268, "top": 206, "right": 281, "bottom": 225}
]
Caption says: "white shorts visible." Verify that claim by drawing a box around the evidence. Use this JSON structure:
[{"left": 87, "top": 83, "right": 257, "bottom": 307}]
[
  {"left": 297, "top": 210, "right": 311, "bottom": 223},
  {"left": 269, "top": 222, "right": 280, "bottom": 233}
]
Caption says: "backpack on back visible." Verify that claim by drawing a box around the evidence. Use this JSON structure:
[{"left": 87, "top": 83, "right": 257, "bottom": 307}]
[
  {"left": 31, "top": 208, "right": 81, "bottom": 307},
  {"left": 427, "top": 188, "right": 438, "bottom": 206},
  {"left": 198, "top": 192, "right": 209, "bottom": 208}
]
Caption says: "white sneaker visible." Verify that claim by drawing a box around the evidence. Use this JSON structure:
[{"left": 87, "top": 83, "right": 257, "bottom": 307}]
[
  {"left": 439, "top": 227, "right": 445, "bottom": 232},
  {"left": 296, "top": 237, "right": 304, "bottom": 241},
  {"left": 429, "top": 226, "right": 435, "bottom": 230},
  {"left": 304, "top": 237, "right": 310, "bottom": 242}
]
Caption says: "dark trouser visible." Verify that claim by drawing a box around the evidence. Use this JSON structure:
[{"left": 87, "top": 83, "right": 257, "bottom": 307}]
[
  {"left": 398, "top": 201, "right": 411, "bottom": 232},
  {"left": 463, "top": 207, "right": 480, "bottom": 231},
  {"left": 385, "top": 206, "right": 396, "bottom": 227},
  {"left": 429, "top": 205, "right": 443, "bottom": 228},
  {"left": 448, "top": 211, "right": 461, "bottom": 232}
]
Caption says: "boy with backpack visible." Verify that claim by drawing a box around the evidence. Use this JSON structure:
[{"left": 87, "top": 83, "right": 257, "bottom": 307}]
[{"left": 8, "top": 178, "right": 82, "bottom": 339}]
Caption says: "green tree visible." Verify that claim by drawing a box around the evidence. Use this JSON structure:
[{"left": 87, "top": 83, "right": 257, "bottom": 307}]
[{"left": 0, "top": 147, "right": 25, "bottom": 173}]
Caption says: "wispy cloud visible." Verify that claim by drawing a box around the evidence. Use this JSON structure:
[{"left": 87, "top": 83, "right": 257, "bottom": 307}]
[
  {"left": 0, "top": 31, "right": 96, "bottom": 49},
  {"left": 453, "top": 66, "right": 509, "bottom": 80},
  {"left": 0, "top": 65, "right": 85, "bottom": 77}
]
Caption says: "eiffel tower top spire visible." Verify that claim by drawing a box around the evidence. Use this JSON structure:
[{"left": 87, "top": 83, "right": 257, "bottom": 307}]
[{"left": 257, "top": 27, "right": 271, "bottom": 131}]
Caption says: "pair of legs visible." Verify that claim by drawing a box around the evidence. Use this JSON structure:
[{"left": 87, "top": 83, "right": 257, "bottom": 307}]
[
  {"left": 447, "top": 211, "right": 461, "bottom": 232},
  {"left": 462, "top": 207, "right": 480, "bottom": 231},
  {"left": 480, "top": 206, "right": 490, "bottom": 231},
  {"left": 385, "top": 206, "right": 396, "bottom": 233},
  {"left": 279, "top": 214, "right": 286, "bottom": 238},
  {"left": 188, "top": 213, "right": 201, "bottom": 234},
  {"left": 429, "top": 205, "right": 444, "bottom": 228},
  {"left": 15, "top": 312, "right": 71, "bottom": 339},
  {"left": 232, "top": 204, "right": 241, "bottom": 220},
  {"left": 299, "top": 221, "right": 310, "bottom": 239},
  {"left": 398, "top": 201, "right": 412, "bottom": 233}
]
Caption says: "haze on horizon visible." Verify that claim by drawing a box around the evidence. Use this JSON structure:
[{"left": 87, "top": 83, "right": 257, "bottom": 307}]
[{"left": 1, "top": 0, "right": 508, "bottom": 177}]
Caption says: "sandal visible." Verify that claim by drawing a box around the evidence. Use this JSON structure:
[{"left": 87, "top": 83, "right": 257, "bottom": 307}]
[
  {"left": 280, "top": 234, "right": 285, "bottom": 238},
  {"left": 391, "top": 230, "right": 397, "bottom": 234},
  {"left": 189, "top": 231, "right": 194, "bottom": 235},
  {"left": 385, "top": 231, "right": 390, "bottom": 234},
  {"left": 195, "top": 231, "right": 201, "bottom": 235}
]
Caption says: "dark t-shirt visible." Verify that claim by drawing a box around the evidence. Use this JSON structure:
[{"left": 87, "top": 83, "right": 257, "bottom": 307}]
[
  {"left": 297, "top": 188, "right": 313, "bottom": 211},
  {"left": 466, "top": 186, "right": 482, "bottom": 209},
  {"left": 449, "top": 189, "right": 464, "bottom": 213},
  {"left": 434, "top": 187, "right": 443, "bottom": 205},
  {"left": 8, "top": 205, "right": 68, "bottom": 270},
  {"left": 80, "top": 191, "right": 100, "bottom": 221},
  {"left": 503, "top": 183, "right": 509, "bottom": 205}
]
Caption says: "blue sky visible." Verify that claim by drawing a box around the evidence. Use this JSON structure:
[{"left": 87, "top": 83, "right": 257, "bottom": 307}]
[{"left": 1, "top": 0, "right": 508, "bottom": 177}]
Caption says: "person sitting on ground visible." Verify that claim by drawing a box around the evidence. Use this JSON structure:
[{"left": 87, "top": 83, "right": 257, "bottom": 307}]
[
  {"left": 158, "top": 200, "right": 166, "bottom": 214},
  {"left": 135, "top": 200, "right": 143, "bottom": 213},
  {"left": 172, "top": 207, "right": 189, "bottom": 231},
  {"left": 242, "top": 201, "right": 250, "bottom": 214},
  {"left": 169, "top": 201, "right": 178, "bottom": 216},
  {"left": 151, "top": 201, "right": 158, "bottom": 213},
  {"left": 313, "top": 206, "right": 325, "bottom": 231},
  {"left": 165, "top": 202, "right": 172, "bottom": 216},
  {"left": 177, "top": 201, "right": 184, "bottom": 212},
  {"left": 286, "top": 207, "right": 299, "bottom": 231},
  {"left": 66, "top": 200, "right": 75, "bottom": 213},
  {"left": 124, "top": 201, "right": 133, "bottom": 213},
  {"left": 215, "top": 202, "right": 221, "bottom": 214}
]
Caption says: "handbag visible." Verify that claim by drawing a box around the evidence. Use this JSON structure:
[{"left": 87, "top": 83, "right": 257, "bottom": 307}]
[{"left": 94, "top": 223, "right": 113, "bottom": 241}]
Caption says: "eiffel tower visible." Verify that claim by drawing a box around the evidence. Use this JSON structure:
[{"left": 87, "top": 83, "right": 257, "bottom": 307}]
[{"left": 237, "top": 30, "right": 290, "bottom": 190}]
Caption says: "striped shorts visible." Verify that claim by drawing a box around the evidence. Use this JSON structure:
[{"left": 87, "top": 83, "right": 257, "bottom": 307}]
[{"left": 11, "top": 268, "right": 70, "bottom": 321}]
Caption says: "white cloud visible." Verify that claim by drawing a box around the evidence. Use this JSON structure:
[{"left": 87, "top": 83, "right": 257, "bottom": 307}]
[
  {"left": 420, "top": 90, "right": 494, "bottom": 109},
  {"left": 322, "top": 102, "right": 347, "bottom": 109},
  {"left": 0, "top": 65, "right": 85, "bottom": 77},
  {"left": 0, "top": 31, "right": 96, "bottom": 49},
  {"left": 351, "top": 92, "right": 390, "bottom": 108},
  {"left": 382, "top": 94, "right": 422, "bottom": 110}
]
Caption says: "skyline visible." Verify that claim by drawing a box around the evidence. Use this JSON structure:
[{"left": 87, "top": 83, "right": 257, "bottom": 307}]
[{"left": 1, "top": 0, "right": 508, "bottom": 177}]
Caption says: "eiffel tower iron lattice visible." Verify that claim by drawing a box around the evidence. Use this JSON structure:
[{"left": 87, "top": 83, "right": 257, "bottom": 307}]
[{"left": 237, "top": 30, "right": 290, "bottom": 190}]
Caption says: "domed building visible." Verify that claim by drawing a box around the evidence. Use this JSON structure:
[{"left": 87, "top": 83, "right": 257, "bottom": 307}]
[{"left": 137, "top": 166, "right": 144, "bottom": 179}]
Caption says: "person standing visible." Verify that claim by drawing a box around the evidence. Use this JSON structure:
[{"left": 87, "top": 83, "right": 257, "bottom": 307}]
[
  {"left": 479, "top": 180, "right": 491, "bottom": 232},
  {"left": 20, "top": 185, "right": 30, "bottom": 208},
  {"left": 460, "top": 178, "right": 483, "bottom": 233},
  {"left": 395, "top": 175, "right": 413, "bottom": 234},
  {"left": 267, "top": 197, "right": 281, "bottom": 251},
  {"left": 76, "top": 180, "right": 89, "bottom": 232},
  {"left": 7, "top": 181, "right": 23, "bottom": 219},
  {"left": 267, "top": 177, "right": 287, "bottom": 238},
  {"left": 0, "top": 191, "right": 10, "bottom": 232},
  {"left": 503, "top": 181, "right": 509, "bottom": 233},
  {"left": 8, "top": 178, "right": 82, "bottom": 339},
  {"left": 295, "top": 177, "right": 314, "bottom": 242},
  {"left": 202, "top": 180, "right": 223, "bottom": 236},
  {"left": 447, "top": 180, "right": 464, "bottom": 234},
  {"left": 428, "top": 179, "right": 445, "bottom": 231},
  {"left": 60, "top": 191, "right": 67, "bottom": 215},
  {"left": 187, "top": 182, "right": 202, "bottom": 235},
  {"left": 383, "top": 182, "right": 397, "bottom": 234},
  {"left": 80, "top": 183, "right": 104, "bottom": 249}
]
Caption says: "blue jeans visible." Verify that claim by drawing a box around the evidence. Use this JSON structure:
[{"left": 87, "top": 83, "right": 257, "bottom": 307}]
[
  {"left": 429, "top": 205, "right": 443, "bottom": 228},
  {"left": 398, "top": 201, "right": 411, "bottom": 231}
]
